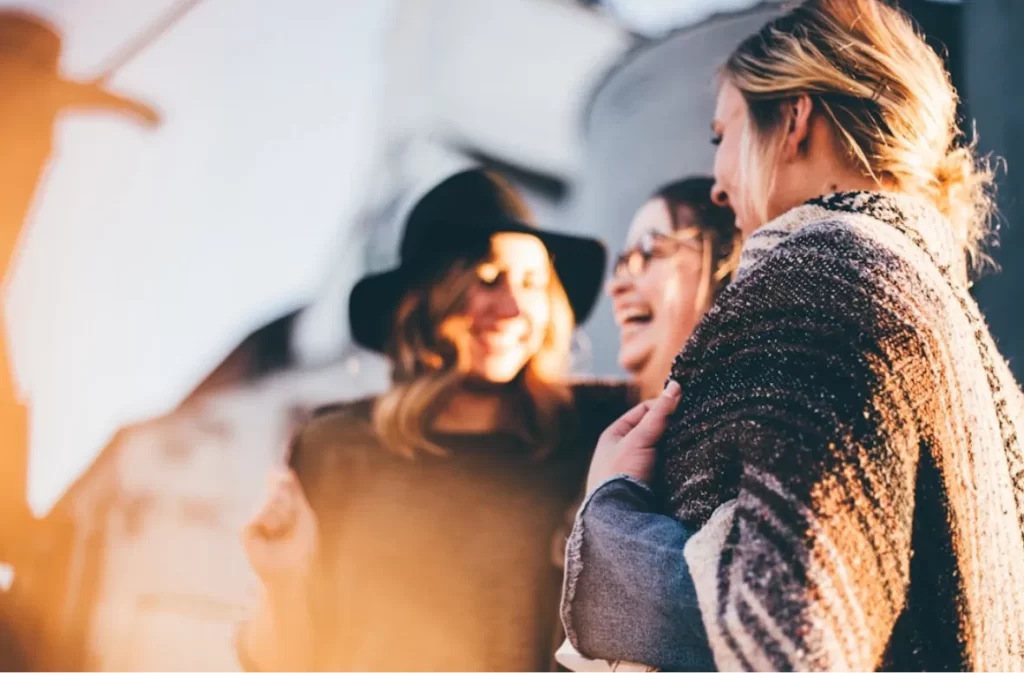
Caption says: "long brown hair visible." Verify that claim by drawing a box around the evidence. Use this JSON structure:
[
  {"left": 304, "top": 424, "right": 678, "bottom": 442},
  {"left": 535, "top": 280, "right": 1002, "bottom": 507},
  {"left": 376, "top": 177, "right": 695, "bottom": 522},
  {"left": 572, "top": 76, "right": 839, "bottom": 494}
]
[
  {"left": 654, "top": 176, "right": 742, "bottom": 314},
  {"left": 372, "top": 250, "right": 574, "bottom": 460}
]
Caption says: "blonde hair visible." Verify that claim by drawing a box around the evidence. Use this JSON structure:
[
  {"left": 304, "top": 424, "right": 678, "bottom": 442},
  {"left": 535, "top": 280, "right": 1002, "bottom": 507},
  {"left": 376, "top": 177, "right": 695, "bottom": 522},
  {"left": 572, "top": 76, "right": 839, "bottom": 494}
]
[
  {"left": 722, "top": 0, "right": 996, "bottom": 273},
  {"left": 372, "top": 255, "right": 574, "bottom": 459}
]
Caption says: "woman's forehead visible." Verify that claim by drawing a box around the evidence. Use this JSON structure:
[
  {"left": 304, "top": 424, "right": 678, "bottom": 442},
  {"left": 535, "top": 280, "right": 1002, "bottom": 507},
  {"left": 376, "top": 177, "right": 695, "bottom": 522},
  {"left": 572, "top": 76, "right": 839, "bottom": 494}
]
[
  {"left": 487, "top": 232, "right": 549, "bottom": 267},
  {"left": 626, "top": 199, "right": 674, "bottom": 245},
  {"left": 625, "top": 200, "right": 708, "bottom": 246},
  {"left": 714, "top": 81, "right": 746, "bottom": 123}
]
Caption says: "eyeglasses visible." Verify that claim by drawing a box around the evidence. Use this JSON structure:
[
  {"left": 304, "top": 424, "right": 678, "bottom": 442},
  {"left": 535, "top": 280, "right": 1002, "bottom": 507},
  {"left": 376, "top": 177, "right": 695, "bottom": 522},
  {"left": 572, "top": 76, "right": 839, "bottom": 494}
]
[{"left": 612, "top": 231, "right": 701, "bottom": 279}]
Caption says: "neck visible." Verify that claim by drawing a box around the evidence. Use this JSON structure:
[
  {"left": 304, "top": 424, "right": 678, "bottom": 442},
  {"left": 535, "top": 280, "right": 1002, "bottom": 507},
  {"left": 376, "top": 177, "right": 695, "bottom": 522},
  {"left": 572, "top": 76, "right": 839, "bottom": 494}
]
[
  {"left": 637, "top": 366, "right": 666, "bottom": 401},
  {"left": 793, "top": 118, "right": 887, "bottom": 206},
  {"left": 431, "top": 384, "right": 516, "bottom": 434},
  {"left": 795, "top": 151, "right": 885, "bottom": 206},
  {"left": 819, "top": 174, "right": 882, "bottom": 197},
  {"left": 767, "top": 169, "right": 882, "bottom": 231}
]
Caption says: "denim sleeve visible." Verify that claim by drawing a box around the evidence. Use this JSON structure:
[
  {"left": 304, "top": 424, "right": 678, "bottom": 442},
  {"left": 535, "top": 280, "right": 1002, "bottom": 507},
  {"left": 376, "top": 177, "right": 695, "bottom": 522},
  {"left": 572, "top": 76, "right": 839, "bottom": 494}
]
[{"left": 560, "top": 476, "right": 715, "bottom": 672}]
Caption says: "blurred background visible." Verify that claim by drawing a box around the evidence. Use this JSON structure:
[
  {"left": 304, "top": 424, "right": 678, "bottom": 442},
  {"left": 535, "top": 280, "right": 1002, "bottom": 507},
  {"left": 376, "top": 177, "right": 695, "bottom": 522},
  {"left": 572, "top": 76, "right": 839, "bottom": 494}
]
[{"left": 0, "top": 0, "right": 1019, "bottom": 669}]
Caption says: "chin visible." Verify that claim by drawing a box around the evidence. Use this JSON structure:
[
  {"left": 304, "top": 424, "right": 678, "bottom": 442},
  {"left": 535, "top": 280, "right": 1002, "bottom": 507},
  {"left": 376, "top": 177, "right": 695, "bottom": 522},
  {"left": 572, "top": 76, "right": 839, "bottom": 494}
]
[
  {"left": 475, "top": 358, "right": 530, "bottom": 385},
  {"left": 736, "top": 213, "right": 763, "bottom": 238},
  {"left": 618, "top": 349, "right": 649, "bottom": 378},
  {"left": 480, "top": 370, "right": 521, "bottom": 385}
]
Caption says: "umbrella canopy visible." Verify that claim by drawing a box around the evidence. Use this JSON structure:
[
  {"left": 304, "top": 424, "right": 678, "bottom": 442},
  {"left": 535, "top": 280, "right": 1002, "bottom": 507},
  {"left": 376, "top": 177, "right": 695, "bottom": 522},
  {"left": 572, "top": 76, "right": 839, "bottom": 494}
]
[
  {"left": 0, "top": 0, "right": 628, "bottom": 518},
  {"left": 1, "top": 0, "right": 396, "bottom": 515}
]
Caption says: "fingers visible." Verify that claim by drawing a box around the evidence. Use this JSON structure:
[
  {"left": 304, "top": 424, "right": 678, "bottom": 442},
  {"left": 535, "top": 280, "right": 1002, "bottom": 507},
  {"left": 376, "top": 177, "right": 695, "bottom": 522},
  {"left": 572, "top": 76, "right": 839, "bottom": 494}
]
[
  {"left": 265, "top": 467, "right": 297, "bottom": 491},
  {"left": 600, "top": 399, "right": 656, "bottom": 442},
  {"left": 629, "top": 379, "right": 682, "bottom": 446},
  {"left": 247, "top": 469, "right": 303, "bottom": 540}
]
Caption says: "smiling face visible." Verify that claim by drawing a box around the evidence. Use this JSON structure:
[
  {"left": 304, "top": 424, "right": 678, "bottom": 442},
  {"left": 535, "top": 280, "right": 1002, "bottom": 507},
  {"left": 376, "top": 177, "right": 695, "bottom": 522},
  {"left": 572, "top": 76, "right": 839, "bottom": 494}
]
[
  {"left": 452, "top": 232, "right": 555, "bottom": 384},
  {"left": 710, "top": 80, "right": 764, "bottom": 237},
  {"left": 608, "top": 198, "right": 706, "bottom": 398}
]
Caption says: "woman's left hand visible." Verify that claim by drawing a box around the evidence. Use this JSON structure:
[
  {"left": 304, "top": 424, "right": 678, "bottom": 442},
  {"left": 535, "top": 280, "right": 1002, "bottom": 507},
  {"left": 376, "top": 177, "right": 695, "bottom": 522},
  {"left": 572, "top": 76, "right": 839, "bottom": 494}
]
[{"left": 586, "top": 380, "right": 681, "bottom": 493}]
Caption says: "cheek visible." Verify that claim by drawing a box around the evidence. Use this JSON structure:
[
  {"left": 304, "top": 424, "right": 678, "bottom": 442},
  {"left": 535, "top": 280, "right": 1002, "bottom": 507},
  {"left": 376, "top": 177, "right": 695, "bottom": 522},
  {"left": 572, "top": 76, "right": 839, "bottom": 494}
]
[
  {"left": 721, "top": 137, "right": 763, "bottom": 231},
  {"left": 714, "top": 138, "right": 739, "bottom": 193},
  {"left": 522, "top": 294, "right": 551, "bottom": 336},
  {"left": 632, "top": 267, "right": 669, "bottom": 310},
  {"left": 461, "top": 286, "right": 487, "bottom": 324},
  {"left": 636, "top": 264, "right": 686, "bottom": 312},
  {"left": 646, "top": 263, "right": 700, "bottom": 325}
]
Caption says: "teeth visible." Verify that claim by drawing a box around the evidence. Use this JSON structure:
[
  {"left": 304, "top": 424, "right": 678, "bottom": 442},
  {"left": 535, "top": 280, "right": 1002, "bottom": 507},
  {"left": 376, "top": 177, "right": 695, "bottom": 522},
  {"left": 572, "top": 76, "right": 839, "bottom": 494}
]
[
  {"left": 481, "top": 332, "right": 523, "bottom": 346},
  {"left": 618, "top": 307, "right": 653, "bottom": 323}
]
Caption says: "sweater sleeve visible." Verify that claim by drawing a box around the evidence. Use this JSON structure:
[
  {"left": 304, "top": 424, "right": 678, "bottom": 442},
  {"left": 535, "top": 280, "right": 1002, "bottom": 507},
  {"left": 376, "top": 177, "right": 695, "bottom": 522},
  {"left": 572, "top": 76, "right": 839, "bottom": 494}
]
[{"left": 662, "top": 229, "right": 927, "bottom": 671}]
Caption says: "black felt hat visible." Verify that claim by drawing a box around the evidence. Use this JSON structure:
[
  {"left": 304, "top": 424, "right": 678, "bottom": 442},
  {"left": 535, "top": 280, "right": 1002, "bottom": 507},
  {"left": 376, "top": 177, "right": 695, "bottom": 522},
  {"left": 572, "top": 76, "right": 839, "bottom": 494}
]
[{"left": 349, "top": 169, "right": 607, "bottom": 352}]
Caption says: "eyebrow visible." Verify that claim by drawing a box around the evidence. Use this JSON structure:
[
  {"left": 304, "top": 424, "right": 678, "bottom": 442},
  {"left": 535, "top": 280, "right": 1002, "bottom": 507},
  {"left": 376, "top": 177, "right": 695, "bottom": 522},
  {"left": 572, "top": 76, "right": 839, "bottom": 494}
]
[
  {"left": 674, "top": 226, "right": 703, "bottom": 241},
  {"left": 483, "top": 260, "right": 549, "bottom": 275}
]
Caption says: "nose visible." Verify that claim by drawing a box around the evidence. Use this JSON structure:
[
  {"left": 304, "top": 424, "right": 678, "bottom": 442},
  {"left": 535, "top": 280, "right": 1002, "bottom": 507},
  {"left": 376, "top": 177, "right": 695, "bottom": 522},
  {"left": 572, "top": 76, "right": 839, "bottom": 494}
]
[
  {"left": 491, "top": 283, "right": 522, "bottom": 320},
  {"left": 606, "top": 271, "right": 634, "bottom": 299},
  {"left": 711, "top": 181, "right": 730, "bottom": 208}
]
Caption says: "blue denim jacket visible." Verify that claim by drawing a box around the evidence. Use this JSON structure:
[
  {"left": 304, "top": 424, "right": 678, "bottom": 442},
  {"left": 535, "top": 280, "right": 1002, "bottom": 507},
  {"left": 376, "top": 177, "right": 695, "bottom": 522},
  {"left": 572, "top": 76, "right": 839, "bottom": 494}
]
[{"left": 560, "top": 476, "right": 715, "bottom": 672}]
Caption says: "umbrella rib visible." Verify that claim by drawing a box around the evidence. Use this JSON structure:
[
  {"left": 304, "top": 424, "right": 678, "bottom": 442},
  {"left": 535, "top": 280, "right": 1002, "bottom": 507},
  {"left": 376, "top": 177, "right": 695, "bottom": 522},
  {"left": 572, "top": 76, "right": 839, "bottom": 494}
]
[{"left": 89, "top": 0, "right": 211, "bottom": 84}]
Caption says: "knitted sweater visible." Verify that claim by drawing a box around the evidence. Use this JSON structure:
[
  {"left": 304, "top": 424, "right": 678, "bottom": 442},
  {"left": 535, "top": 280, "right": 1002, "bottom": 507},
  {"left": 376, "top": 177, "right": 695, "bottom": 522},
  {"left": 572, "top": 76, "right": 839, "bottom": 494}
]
[{"left": 655, "top": 192, "right": 1024, "bottom": 671}]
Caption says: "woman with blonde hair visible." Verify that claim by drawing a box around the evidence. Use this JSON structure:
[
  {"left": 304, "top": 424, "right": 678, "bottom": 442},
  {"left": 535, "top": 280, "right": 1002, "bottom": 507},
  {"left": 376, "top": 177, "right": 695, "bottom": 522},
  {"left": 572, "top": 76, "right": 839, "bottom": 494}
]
[
  {"left": 236, "top": 169, "right": 633, "bottom": 671},
  {"left": 563, "top": 1, "right": 1024, "bottom": 670}
]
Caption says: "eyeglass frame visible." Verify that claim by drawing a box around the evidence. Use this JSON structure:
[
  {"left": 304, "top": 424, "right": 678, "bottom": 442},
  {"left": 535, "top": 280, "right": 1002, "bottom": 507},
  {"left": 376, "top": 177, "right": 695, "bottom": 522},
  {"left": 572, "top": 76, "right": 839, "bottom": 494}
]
[{"left": 612, "top": 229, "right": 703, "bottom": 279}]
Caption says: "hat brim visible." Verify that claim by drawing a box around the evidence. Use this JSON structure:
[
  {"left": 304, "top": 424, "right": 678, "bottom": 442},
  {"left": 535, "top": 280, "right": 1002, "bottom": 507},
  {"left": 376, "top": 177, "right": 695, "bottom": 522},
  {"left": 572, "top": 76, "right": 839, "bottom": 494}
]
[{"left": 349, "top": 225, "right": 607, "bottom": 353}]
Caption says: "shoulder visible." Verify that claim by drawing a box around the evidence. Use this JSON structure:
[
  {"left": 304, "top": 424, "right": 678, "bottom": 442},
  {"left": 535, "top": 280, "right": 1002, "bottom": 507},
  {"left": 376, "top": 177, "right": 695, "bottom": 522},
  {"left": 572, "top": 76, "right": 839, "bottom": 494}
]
[
  {"left": 747, "top": 209, "right": 942, "bottom": 300},
  {"left": 785, "top": 216, "right": 906, "bottom": 264},
  {"left": 719, "top": 218, "right": 929, "bottom": 336},
  {"left": 569, "top": 378, "right": 636, "bottom": 410},
  {"left": 289, "top": 397, "right": 379, "bottom": 485},
  {"left": 304, "top": 396, "right": 376, "bottom": 436},
  {"left": 678, "top": 218, "right": 936, "bottom": 393},
  {"left": 751, "top": 218, "right": 898, "bottom": 279},
  {"left": 310, "top": 394, "right": 376, "bottom": 420},
  {"left": 567, "top": 378, "right": 637, "bottom": 437}
]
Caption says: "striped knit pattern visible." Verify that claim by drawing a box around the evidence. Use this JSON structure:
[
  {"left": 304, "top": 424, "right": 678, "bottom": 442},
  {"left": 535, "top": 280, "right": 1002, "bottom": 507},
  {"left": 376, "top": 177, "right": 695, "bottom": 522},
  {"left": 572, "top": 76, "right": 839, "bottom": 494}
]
[{"left": 656, "top": 192, "right": 1024, "bottom": 671}]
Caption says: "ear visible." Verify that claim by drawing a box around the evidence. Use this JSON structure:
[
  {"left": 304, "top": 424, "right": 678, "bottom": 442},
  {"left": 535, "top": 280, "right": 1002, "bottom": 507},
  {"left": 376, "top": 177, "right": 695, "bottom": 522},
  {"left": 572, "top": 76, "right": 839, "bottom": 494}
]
[{"left": 781, "top": 93, "right": 814, "bottom": 161}]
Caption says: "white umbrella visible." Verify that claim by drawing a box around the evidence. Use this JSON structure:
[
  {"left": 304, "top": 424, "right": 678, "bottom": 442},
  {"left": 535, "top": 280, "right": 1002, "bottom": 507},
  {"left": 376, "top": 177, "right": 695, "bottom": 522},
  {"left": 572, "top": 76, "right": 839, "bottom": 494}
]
[{"left": 2, "top": 0, "right": 397, "bottom": 516}]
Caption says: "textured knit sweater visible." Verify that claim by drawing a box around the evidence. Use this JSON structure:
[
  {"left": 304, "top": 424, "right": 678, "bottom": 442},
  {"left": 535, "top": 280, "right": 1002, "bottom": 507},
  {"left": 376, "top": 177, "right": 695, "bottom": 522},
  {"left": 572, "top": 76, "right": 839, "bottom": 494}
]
[{"left": 654, "top": 192, "right": 1024, "bottom": 671}]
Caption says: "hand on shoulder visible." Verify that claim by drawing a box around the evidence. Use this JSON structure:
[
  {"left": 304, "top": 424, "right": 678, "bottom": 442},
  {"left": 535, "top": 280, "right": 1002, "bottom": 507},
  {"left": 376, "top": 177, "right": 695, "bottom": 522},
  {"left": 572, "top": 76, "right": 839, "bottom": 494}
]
[{"left": 586, "top": 380, "right": 681, "bottom": 494}]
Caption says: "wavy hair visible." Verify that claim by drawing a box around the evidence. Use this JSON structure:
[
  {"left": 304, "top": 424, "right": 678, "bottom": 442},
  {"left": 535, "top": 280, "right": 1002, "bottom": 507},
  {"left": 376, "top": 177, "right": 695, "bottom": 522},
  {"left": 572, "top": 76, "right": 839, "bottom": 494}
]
[
  {"left": 722, "top": 0, "right": 996, "bottom": 274},
  {"left": 372, "top": 253, "right": 574, "bottom": 459}
]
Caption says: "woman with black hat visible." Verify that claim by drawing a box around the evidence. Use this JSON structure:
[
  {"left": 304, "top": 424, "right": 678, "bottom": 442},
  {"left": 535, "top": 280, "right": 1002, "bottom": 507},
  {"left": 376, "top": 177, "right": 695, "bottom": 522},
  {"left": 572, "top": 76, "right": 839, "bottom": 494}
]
[{"left": 236, "top": 169, "right": 632, "bottom": 671}]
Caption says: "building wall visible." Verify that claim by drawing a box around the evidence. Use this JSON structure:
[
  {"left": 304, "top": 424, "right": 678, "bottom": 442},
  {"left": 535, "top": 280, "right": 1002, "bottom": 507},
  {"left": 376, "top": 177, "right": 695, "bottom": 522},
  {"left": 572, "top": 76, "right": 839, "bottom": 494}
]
[
  {"left": 964, "top": 0, "right": 1024, "bottom": 382},
  {"left": 558, "top": 3, "right": 783, "bottom": 377}
]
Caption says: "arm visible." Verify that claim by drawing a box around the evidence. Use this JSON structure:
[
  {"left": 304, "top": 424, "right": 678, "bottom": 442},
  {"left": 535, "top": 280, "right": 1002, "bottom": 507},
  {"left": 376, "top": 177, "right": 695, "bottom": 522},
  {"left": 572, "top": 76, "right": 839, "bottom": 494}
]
[
  {"left": 239, "top": 411, "right": 354, "bottom": 672},
  {"left": 237, "top": 579, "right": 316, "bottom": 672},
  {"left": 682, "top": 423, "right": 916, "bottom": 671},
  {"left": 665, "top": 248, "right": 922, "bottom": 671},
  {"left": 562, "top": 475, "right": 715, "bottom": 672}
]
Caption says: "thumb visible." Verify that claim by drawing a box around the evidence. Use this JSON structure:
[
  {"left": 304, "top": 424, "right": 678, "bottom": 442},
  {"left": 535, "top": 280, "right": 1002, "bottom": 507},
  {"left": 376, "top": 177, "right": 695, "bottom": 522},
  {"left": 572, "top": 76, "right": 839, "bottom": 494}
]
[
  {"left": 628, "top": 380, "right": 681, "bottom": 447},
  {"left": 601, "top": 398, "right": 656, "bottom": 443}
]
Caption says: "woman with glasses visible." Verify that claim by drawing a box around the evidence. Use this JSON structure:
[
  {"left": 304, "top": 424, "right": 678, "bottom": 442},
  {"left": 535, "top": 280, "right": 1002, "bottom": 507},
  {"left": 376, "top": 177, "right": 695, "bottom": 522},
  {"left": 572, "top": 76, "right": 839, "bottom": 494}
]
[
  {"left": 557, "top": 177, "right": 740, "bottom": 672},
  {"left": 608, "top": 176, "right": 740, "bottom": 400}
]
